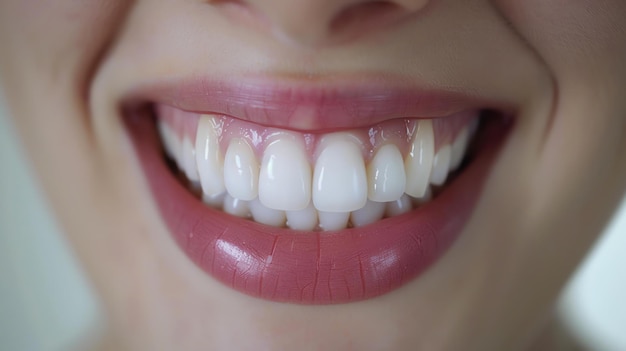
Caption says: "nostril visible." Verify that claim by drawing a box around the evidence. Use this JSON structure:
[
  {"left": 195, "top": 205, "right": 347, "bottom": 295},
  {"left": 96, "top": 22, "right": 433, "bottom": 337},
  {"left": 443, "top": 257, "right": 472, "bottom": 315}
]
[
  {"left": 329, "top": 1, "right": 412, "bottom": 41},
  {"left": 209, "top": 0, "right": 429, "bottom": 47}
]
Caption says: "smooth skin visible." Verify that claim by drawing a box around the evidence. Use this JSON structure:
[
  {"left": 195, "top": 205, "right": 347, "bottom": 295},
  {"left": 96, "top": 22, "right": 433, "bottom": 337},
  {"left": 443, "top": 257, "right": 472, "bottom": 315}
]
[{"left": 1, "top": 0, "right": 625, "bottom": 350}]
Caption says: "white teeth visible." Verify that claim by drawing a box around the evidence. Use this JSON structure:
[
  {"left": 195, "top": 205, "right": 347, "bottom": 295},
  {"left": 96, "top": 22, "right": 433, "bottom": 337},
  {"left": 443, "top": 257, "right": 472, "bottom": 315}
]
[
  {"left": 450, "top": 127, "right": 470, "bottom": 171},
  {"left": 223, "top": 194, "right": 250, "bottom": 218},
  {"left": 410, "top": 186, "right": 432, "bottom": 207},
  {"left": 259, "top": 137, "right": 312, "bottom": 211},
  {"left": 386, "top": 194, "right": 413, "bottom": 217},
  {"left": 224, "top": 138, "right": 259, "bottom": 201},
  {"left": 286, "top": 203, "right": 318, "bottom": 231},
  {"left": 367, "top": 144, "right": 406, "bottom": 202},
  {"left": 158, "top": 120, "right": 182, "bottom": 161},
  {"left": 249, "top": 198, "right": 286, "bottom": 227},
  {"left": 182, "top": 137, "right": 200, "bottom": 182},
  {"left": 162, "top": 113, "right": 479, "bottom": 231},
  {"left": 404, "top": 120, "right": 435, "bottom": 198},
  {"left": 430, "top": 145, "right": 451, "bottom": 186},
  {"left": 202, "top": 192, "right": 226, "bottom": 209},
  {"left": 196, "top": 115, "right": 226, "bottom": 197},
  {"left": 313, "top": 134, "right": 368, "bottom": 212},
  {"left": 350, "top": 200, "right": 386, "bottom": 228},
  {"left": 318, "top": 211, "right": 350, "bottom": 231}
]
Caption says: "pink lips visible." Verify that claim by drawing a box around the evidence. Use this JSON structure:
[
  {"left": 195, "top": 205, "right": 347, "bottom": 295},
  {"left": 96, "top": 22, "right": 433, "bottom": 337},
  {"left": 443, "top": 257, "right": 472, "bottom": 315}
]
[
  {"left": 124, "top": 79, "right": 510, "bottom": 304},
  {"left": 126, "top": 77, "right": 508, "bottom": 130}
]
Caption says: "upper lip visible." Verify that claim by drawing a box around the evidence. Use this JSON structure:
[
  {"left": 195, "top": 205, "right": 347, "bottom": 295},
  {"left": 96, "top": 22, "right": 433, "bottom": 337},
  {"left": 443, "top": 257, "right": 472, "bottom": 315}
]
[{"left": 124, "top": 75, "right": 511, "bottom": 130}]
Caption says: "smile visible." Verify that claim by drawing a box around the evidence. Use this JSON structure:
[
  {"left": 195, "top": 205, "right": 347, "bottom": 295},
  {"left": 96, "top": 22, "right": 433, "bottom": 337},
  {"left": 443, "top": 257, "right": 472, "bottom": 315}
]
[{"left": 124, "top": 78, "right": 512, "bottom": 304}]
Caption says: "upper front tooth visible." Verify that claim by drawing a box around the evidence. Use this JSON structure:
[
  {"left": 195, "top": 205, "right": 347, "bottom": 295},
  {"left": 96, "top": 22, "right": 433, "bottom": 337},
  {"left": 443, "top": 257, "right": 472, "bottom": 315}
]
[
  {"left": 196, "top": 115, "right": 226, "bottom": 197},
  {"left": 404, "top": 120, "right": 435, "bottom": 198},
  {"left": 430, "top": 144, "right": 451, "bottom": 186},
  {"left": 259, "top": 137, "right": 312, "bottom": 211},
  {"left": 367, "top": 144, "right": 406, "bottom": 202},
  {"left": 313, "top": 134, "right": 368, "bottom": 212},
  {"left": 224, "top": 138, "right": 259, "bottom": 201}
]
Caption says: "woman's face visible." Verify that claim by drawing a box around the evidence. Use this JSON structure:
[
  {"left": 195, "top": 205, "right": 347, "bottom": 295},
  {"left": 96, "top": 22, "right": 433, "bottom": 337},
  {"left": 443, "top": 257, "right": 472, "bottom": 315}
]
[{"left": 1, "top": 0, "right": 626, "bottom": 350}]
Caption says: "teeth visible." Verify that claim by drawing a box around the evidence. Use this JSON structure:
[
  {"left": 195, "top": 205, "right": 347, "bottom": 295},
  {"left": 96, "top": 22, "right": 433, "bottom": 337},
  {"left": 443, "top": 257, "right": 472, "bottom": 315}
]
[
  {"left": 367, "top": 144, "right": 406, "bottom": 202},
  {"left": 313, "top": 134, "right": 368, "bottom": 212},
  {"left": 404, "top": 120, "right": 435, "bottom": 198},
  {"left": 259, "top": 137, "right": 312, "bottom": 211},
  {"left": 450, "top": 127, "right": 469, "bottom": 171},
  {"left": 430, "top": 144, "right": 451, "bottom": 186},
  {"left": 224, "top": 138, "right": 259, "bottom": 201},
  {"left": 286, "top": 203, "right": 318, "bottom": 231},
  {"left": 249, "top": 198, "right": 286, "bottom": 227},
  {"left": 182, "top": 137, "right": 200, "bottom": 182},
  {"left": 223, "top": 194, "right": 250, "bottom": 218},
  {"left": 202, "top": 191, "right": 226, "bottom": 209},
  {"left": 318, "top": 211, "right": 350, "bottom": 231},
  {"left": 385, "top": 194, "right": 413, "bottom": 217},
  {"left": 350, "top": 200, "right": 386, "bottom": 228},
  {"left": 196, "top": 115, "right": 226, "bottom": 197},
  {"left": 160, "top": 113, "right": 479, "bottom": 231},
  {"left": 410, "top": 187, "right": 432, "bottom": 207},
  {"left": 158, "top": 120, "right": 181, "bottom": 161}
]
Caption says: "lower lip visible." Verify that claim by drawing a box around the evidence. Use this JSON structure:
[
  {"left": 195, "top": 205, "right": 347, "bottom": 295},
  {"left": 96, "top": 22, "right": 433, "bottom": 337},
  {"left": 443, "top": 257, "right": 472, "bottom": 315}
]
[{"left": 126, "top": 112, "right": 508, "bottom": 304}]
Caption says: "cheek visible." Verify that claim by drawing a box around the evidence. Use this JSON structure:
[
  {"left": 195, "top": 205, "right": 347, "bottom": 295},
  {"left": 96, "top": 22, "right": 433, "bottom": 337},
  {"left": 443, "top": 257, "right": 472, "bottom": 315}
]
[
  {"left": 494, "top": 0, "right": 626, "bottom": 81},
  {"left": 494, "top": 0, "right": 626, "bottom": 235},
  {"left": 0, "top": 0, "right": 130, "bottom": 86}
]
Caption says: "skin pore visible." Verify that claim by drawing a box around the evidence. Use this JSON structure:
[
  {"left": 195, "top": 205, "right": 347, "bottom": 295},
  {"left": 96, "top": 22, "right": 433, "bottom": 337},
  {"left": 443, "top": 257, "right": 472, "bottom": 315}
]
[{"left": 1, "top": 0, "right": 626, "bottom": 350}]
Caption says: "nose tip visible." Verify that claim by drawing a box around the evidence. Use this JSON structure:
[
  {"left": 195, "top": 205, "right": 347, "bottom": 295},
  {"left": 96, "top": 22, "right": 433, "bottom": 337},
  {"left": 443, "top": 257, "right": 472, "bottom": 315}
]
[{"left": 227, "top": 0, "right": 430, "bottom": 47}]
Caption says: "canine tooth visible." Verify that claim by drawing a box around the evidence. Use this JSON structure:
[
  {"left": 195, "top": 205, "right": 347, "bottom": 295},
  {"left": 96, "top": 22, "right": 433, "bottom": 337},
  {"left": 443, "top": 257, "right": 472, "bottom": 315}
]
[
  {"left": 224, "top": 138, "right": 259, "bottom": 201},
  {"left": 367, "top": 144, "right": 406, "bottom": 202},
  {"left": 313, "top": 135, "right": 367, "bottom": 212},
  {"left": 386, "top": 194, "right": 413, "bottom": 217},
  {"left": 249, "top": 198, "right": 286, "bottom": 227},
  {"left": 196, "top": 115, "right": 225, "bottom": 197},
  {"left": 350, "top": 200, "right": 386, "bottom": 227},
  {"left": 450, "top": 127, "right": 469, "bottom": 171},
  {"left": 223, "top": 194, "right": 250, "bottom": 218},
  {"left": 318, "top": 211, "right": 350, "bottom": 231},
  {"left": 259, "top": 137, "right": 311, "bottom": 211},
  {"left": 182, "top": 137, "right": 200, "bottom": 182},
  {"left": 405, "top": 120, "right": 434, "bottom": 198},
  {"left": 286, "top": 203, "right": 318, "bottom": 231},
  {"left": 430, "top": 145, "right": 451, "bottom": 186}
]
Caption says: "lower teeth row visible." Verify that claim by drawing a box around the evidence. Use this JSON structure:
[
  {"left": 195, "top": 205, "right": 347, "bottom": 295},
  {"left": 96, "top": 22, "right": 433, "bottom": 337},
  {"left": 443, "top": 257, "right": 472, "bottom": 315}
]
[
  {"left": 197, "top": 189, "right": 432, "bottom": 231},
  {"left": 158, "top": 114, "right": 478, "bottom": 231}
]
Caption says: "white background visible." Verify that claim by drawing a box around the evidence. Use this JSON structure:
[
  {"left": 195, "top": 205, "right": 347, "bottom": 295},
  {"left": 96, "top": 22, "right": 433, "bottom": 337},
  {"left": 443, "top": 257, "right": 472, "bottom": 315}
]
[{"left": 1, "top": 100, "right": 625, "bottom": 350}]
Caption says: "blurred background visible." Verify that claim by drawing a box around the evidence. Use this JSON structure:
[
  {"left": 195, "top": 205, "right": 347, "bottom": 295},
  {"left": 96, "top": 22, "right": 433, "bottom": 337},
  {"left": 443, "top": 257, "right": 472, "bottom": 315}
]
[{"left": 1, "top": 98, "right": 625, "bottom": 350}]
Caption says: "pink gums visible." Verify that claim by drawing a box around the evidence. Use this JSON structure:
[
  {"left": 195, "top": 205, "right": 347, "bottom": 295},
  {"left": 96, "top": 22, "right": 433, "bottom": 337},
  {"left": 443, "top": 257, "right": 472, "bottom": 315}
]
[{"left": 157, "top": 104, "right": 478, "bottom": 160}]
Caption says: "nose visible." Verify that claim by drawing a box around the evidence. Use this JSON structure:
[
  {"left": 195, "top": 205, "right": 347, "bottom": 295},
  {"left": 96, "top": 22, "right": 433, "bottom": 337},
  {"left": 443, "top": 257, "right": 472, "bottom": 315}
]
[{"left": 217, "top": 0, "right": 430, "bottom": 47}]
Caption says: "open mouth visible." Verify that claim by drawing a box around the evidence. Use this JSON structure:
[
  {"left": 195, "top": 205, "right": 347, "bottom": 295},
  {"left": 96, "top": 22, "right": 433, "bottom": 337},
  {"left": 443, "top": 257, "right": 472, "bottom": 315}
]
[{"left": 124, "top": 79, "right": 512, "bottom": 304}]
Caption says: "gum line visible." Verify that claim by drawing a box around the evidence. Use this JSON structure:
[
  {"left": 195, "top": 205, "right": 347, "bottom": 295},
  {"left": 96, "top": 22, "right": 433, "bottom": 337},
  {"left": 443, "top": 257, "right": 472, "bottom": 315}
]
[{"left": 157, "top": 104, "right": 477, "bottom": 161}]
